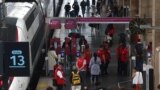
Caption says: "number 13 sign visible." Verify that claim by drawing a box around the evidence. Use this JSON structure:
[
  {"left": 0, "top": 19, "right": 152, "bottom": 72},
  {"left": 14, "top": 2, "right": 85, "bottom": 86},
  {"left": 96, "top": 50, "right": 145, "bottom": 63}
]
[{"left": 3, "top": 42, "right": 30, "bottom": 76}]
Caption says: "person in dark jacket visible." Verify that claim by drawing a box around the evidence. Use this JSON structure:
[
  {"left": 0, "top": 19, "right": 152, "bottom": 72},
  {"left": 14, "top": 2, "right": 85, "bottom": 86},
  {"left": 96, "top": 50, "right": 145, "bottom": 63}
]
[
  {"left": 64, "top": 2, "right": 71, "bottom": 17},
  {"left": 72, "top": 1, "right": 79, "bottom": 17},
  {"left": 92, "top": 0, "right": 95, "bottom": 5},
  {"left": 96, "top": 0, "right": 101, "bottom": 15},
  {"left": 79, "top": 35, "right": 88, "bottom": 53},
  {"left": 80, "top": 0, "right": 87, "bottom": 17},
  {"left": 135, "top": 39, "right": 143, "bottom": 72}
]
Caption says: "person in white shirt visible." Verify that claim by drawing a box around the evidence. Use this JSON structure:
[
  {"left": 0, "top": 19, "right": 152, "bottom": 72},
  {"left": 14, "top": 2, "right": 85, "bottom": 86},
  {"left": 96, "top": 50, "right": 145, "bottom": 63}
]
[{"left": 48, "top": 46, "right": 58, "bottom": 74}]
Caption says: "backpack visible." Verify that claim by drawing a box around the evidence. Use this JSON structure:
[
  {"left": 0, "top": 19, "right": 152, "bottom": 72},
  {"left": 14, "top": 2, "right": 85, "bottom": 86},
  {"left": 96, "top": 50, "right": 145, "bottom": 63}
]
[
  {"left": 91, "top": 61, "right": 100, "bottom": 75},
  {"left": 72, "top": 71, "right": 81, "bottom": 85}
]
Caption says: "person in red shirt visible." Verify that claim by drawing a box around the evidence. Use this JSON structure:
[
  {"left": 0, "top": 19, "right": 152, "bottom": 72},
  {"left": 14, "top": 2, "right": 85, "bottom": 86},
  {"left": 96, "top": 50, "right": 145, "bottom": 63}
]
[
  {"left": 76, "top": 53, "right": 87, "bottom": 89},
  {"left": 103, "top": 43, "right": 111, "bottom": 75},
  {"left": 105, "top": 24, "right": 115, "bottom": 46},
  {"left": 97, "top": 45, "right": 105, "bottom": 75},
  {"left": 54, "top": 64, "right": 66, "bottom": 90},
  {"left": 84, "top": 44, "right": 92, "bottom": 76},
  {"left": 119, "top": 43, "right": 129, "bottom": 76}
]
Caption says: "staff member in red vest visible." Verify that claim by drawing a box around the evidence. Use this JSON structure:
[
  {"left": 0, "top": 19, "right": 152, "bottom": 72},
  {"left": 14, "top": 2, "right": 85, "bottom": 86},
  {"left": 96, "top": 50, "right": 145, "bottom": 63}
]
[
  {"left": 84, "top": 44, "right": 92, "bottom": 76},
  {"left": 120, "top": 43, "right": 129, "bottom": 76},
  {"left": 54, "top": 64, "right": 66, "bottom": 90},
  {"left": 76, "top": 53, "right": 87, "bottom": 89},
  {"left": 97, "top": 45, "right": 105, "bottom": 75},
  {"left": 103, "top": 43, "right": 111, "bottom": 75}
]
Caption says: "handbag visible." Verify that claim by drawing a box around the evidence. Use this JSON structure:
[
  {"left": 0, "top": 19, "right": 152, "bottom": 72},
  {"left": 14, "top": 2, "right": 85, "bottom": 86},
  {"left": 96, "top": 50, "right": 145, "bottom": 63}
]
[
  {"left": 132, "top": 72, "right": 140, "bottom": 90},
  {"left": 52, "top": 78, "right": 57, "bottom": 86}
]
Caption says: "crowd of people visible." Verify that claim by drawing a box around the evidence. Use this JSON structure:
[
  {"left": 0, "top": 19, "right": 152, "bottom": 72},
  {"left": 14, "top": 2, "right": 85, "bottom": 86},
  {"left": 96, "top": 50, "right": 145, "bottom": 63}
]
[
  {"left": 64, "top": 0, "right": 129, "bottom": 19},
  {"left": 45, "top": 0, "right": 153, "bottom": 90},
  {"left": 47, "top": 22, "right": 133, "bottom": 90}
]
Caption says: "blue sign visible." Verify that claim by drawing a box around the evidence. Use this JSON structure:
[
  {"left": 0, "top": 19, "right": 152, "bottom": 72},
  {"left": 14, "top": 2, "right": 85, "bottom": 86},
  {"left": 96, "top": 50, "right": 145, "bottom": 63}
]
[
  {"left": 61, "top": 51, "right": 65, "bottom": 57},
  {"left": 76, "top": 50, "right": 80, "bottom": 57},
  {"left": 3, "top": 42, "right": 30, "bottom": 76}
]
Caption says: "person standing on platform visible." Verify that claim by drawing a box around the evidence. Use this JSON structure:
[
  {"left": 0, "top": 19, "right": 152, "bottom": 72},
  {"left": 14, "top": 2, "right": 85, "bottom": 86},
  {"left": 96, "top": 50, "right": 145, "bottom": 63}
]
[
  {"left": 96, "top": 0, "right": 101, "bottom": 15},
  {"left": 70, "top": 66, "right": 82, "bottom": 90},
  {"left": 80, "top": 0, "right": 87, "bottom": 17},
  {"left": 135, "top": 39, "right": 143, "bottom": 72},
  {"left": 116, "top": 42, "right": 123, "bottom": 75},
  {"left": 119, "top": 43, "right": 129, "bottom": 76},
  {"left": 62, "top": 37, "right": 72, "bottom": 70},
  {"left": 79, "top": 35, "right": 88, "bottom": 53},
  {"left": 92, "top": 0, "right": 95, "bottom": 6},
  {"left": 64, "top": 2, "right": 71, "bottom": 17},
  {"left": 103, "top": 43, "right": 111, "bottom": 75},
  {"left": 72, "top": 1, "right": 80, "bottom": 17},
  {"left": 76, "top": 53, "right": 87, "bottom": 89},
  {"left": 48, "top": 46, "right": 58, "bottom": 75},
  {"left": 89, "top": 52, "right": 101, "bottom": 85},
  {"left": 105, "top": 24, "right": 115, "bottom": 47},
  {"left": 84, "top": 44, "right": 92, "bottom": 76},
  {"left": 97, "top": 45, "right": 105, "bottom": 75},
  {"left": 86, "top": 0, "right": 90, "bottom": 11},
  {"left": 54, "top": 64, "right": 66, "bottom": 90}
]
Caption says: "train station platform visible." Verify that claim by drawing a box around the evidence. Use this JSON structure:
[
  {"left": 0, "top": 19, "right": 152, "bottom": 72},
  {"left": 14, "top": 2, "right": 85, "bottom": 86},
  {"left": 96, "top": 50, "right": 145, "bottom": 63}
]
[{"left": 36, "top": 0, "right": 132, "bottom": 90}]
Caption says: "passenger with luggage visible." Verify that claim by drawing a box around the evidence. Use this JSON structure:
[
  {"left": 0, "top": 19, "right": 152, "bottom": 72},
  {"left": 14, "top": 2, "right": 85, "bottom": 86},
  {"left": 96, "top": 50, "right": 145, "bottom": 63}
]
[
  {"left": 89, "top": 52, "right": 101, "bottom": 85},
  {"left": 70, "top": 65, "right": 82, "bottom": 90},
  {"left": 54, "top": 64, "right": 66, "bottom": 90},
  {"left": 76, "top": 53, "right": 87, "bottom": 89},
  {"left": 70, "top": 10, "right": 76, "bottom": 17}
]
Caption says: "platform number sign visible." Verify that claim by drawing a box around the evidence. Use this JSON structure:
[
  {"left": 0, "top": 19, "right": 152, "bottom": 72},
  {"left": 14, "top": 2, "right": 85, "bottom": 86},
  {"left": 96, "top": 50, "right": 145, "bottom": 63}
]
[
  {"left": 10, "top": 50, "right": 25, "bottom": 68},
  {"left": 3, "top": 42, "right": 30, "bottom": 76}
]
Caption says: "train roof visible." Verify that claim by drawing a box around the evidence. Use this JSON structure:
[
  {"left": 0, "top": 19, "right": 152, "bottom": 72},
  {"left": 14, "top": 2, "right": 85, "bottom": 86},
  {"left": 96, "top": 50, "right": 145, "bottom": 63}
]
[{"left": 6, "top": 2, "right": 36, "bottom": 20}]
